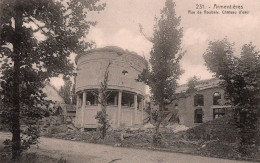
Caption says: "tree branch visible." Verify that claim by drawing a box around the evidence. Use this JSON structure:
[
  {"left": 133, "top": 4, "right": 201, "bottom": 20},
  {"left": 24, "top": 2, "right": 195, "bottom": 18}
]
[
  {"left": 33, "top": 25, "right": 47, "bottom": 33},
  {"left": 139, "top": 24, "right": 153, "bottom": 42},
  {"left": 28, "top": 17, "right": 48, "bottom": 35}
]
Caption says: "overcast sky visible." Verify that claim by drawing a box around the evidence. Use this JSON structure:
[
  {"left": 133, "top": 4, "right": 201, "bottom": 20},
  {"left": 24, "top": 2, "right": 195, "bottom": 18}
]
[{"left": 51, "top": 0, "right": 260, "bottom": 88}]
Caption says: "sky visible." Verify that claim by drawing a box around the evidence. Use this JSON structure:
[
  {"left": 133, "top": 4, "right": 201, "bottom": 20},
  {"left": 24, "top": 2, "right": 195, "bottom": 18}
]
[{"left": 50, "top": 0, "right": 260, "bottom": 89}]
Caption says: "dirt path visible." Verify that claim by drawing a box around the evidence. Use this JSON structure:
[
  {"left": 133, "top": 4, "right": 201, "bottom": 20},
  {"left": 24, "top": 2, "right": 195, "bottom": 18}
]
[{"left": 0, "top": 132, "right": 253, "bottom": 163}]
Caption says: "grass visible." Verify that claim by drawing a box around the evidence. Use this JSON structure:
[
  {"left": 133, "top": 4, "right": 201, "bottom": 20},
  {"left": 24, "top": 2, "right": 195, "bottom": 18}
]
[
  {"left": 0, "top": 152, "right": 67, "bottom": 163},
  {"left": 0, "top": 144, "right": 67, "bottom": 163}
]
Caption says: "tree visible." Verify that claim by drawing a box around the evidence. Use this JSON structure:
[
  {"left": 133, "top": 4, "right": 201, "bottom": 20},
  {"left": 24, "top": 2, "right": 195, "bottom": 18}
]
[
  {"left": 94, "top": 62, "right": 111, "bottom": 139},
  {"left": 0, "top": 0, "right": 105, "bottom": 159},
  {"left": 203, "top": 39, "right": 260, "bottom": 156},
  {"left": 138, "top": 0, "right": 184, "bottom": 145},
  {"left": 186, "top": 76, "right": 200, "bottom": 94}
]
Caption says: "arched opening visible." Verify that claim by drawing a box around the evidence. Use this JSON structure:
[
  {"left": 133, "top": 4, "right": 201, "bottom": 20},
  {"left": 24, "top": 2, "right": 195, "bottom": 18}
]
[
  {"left": 213, "top": 92, "right": 221, "bottom": 105},
  {"left": 174, "top": 103, "right": 179, "bottom": 109},
  {"left": 122, "top": 70, "right": 128, "bottom": 76}
]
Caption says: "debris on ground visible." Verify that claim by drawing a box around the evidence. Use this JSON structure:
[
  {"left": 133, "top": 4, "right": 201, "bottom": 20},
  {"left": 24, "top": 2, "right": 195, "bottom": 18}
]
[
  {"left": 40, "top": 115, "right": 79, "bottom": 136},
  {"left": 143, "top": 123, "right": 154, "bottom": 129},
  {"left": 43, "top": 115, "right": 259, "bottom": 161},
  {"left": 67, "top": 124, "right": 79, "bottom": 131},
  {"left": 165, "top": 124, "right": 189, "bottom": 133}
]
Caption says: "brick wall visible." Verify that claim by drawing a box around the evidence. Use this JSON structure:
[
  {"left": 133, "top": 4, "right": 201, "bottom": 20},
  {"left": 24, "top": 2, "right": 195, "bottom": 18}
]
[{"left": 168, "top": 87, "right": 226, "bottom": 127}]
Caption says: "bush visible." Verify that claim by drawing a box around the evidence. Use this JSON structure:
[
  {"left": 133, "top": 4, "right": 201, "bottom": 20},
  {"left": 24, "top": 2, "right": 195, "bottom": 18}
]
[{"left": 183, "top": 114, "right": 239, "bottom": 143}]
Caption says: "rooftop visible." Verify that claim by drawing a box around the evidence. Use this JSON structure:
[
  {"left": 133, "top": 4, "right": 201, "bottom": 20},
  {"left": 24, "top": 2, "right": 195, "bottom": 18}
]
[
  {"left": 176, "top": 78, "right": 222, "bottom": 94},
  {"left": 75, "top": 46, "right": 148, "bottom": 67}
]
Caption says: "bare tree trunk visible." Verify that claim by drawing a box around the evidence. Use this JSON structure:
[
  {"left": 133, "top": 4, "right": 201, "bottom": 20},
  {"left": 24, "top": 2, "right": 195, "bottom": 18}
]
[
  {"left": 153, "top": 103, "right": 163, "bottom": 146},
  {"left": 256, "top": 107, "right": 260, "bottom": 156},
  {"left": 12, "top": 59, "right": 21, "bottom": 159},
  {"left": 102, "top": 105, "right": 107, "bottom": 139},
  {"left": 98, "top": 62, "right": 110, "bottom": 139},
  {"left": 257, "top": 96, "right": 260, "bottom": 151},
  {"left": 11, "top": 7, "right": 22, "bottom": 159},
  {"left": 154, "top": 118, "right": 162, "bottom": 146}
]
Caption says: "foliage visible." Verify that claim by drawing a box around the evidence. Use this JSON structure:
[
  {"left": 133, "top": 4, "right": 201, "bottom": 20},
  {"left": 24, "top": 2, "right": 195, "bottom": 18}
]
[
  {"left": 94, "top": 62, "right": 111, "bottom": 139},
  {"left": 138, "top": 0, "right": 184, "bottom": 145},
  {"left": 95, "top": 110, "right": 110, "bottom": 139},
  {"left": 0, "top": 151, "right": 67, "bottom": 163},
  {"left": 186, "top": 76, "right": 200, "bottom": 94},
  {"left": 203, "top": 39, "right": 260, "bottom": 156},
  {"left": 0, "top": 0, "right": 105, "bottom": 158}
]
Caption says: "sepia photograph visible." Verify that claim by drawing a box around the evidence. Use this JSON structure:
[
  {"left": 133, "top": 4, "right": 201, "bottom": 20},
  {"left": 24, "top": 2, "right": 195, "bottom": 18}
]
[{"left": 0, "top": 0, "right": 259, "bottom": 162}]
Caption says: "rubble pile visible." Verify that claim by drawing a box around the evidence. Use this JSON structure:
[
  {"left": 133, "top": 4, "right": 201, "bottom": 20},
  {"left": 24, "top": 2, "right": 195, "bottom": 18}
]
[
  {"left": 44, "top": 120, "right": 254, "bottom": 159},
  {"left": 181, "top": 114, "right": 239, "bottom": 142},
  {"left": 40, "top": 116, "right": 69, "bottom": 135},
  {"left": 143, "top": 123, "right": 154, "bottom": 129},
  {"left": 117, "top": 128, "right": 153, "bottom": 147},
  {"left": 165, "top": 124, "right": 189, "bottom": 133},
  {"left": 178, "top": 114, "right": 242, "bottom": 158},
  {"left": 44, "top": 115, "right": 257, "bottom": 160}
]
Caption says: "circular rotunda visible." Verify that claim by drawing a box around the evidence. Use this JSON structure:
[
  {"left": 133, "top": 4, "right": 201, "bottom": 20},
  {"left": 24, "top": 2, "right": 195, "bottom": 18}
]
[{"left": 75, "top": 46, "right": 148, "bottom": 128}]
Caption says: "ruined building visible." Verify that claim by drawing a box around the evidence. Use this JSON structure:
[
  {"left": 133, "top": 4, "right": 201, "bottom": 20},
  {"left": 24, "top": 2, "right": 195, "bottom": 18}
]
[
  {"left": 167, "top": 78, "right": 232, "bottom": 127},
  {"left": 74, "top": 46, "right": 148, "bottom": 128}
]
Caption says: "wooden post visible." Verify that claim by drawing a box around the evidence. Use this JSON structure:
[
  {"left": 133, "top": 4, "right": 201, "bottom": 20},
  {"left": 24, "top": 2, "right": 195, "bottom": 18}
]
[
  {"left": 134, "top": 94, "right": 137, "bottom": 125},
  {"left": 117, "top": 91, "right": 122, "bottom": 127},
  {"left": 98, "top": 90, "right": 102, "bottom": 112},
  {"left": 114, "top": 95, "right": 118, "bottom": 105},
  {"left": 81, "top": 91, "right": 86, "bottom": 128}
]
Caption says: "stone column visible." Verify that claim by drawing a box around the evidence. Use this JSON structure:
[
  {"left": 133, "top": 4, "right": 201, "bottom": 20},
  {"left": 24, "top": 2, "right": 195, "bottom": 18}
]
[
  {"left": 76, "top": 94, "right": 80, "bottom": 126},
  {"left": 81, "top": 91, "right": 86, "bottom": 128},
  {"left": 113, "top": 94, "right": 117, "bottom": 126},
  {"left": 117, "top": 91, "right": 122, "bottom": 127},
  {"left": 134, "top": 94, "right": 137, "bottom": 125},
  {"left": 76, "top": 94, "right": 80, "bottom": 109},
  {"left": 210, "top": 106, "right": 213, "bottom": 120},
  {"left": 140, "top": 98, "right": 144, "bottom": 125}
]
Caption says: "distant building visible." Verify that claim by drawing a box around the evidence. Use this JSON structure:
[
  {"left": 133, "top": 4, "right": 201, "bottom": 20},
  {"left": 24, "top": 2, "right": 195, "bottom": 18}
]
[
  {"left": 167, "top": 78, "right": 232, "bottom": 127},
  {"left": 42, "top": 83, "right": 68, "bottom": 116},
  {"left": 0, "top": 83, "right": 66, "bottom": 127},
  {"left": 42, "top": 84, "right": 76, "bottom": 122},
  {"left": 74, "top": 46, "right": 148, "bottom": 129},
  {"left": 42, "top": 83, "right": 65, "bottom": 107}
]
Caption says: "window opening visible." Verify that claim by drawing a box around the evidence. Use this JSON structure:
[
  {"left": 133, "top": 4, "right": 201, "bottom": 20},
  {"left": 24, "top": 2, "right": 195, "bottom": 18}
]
[
  {"left": 122, "top": 92, "right": 134, "bottom": 108},
  {"left": 194, "top": 108, "right": 203, "bottom": 123},
  {"left": 194, "top": 94, "right": 204, "bottom": 106},
  {"left": 107, "top": 91, "right": 118, "bottom": 106},
  {"left": 86, "top": 91, "right": 98, "bottom": 105}
]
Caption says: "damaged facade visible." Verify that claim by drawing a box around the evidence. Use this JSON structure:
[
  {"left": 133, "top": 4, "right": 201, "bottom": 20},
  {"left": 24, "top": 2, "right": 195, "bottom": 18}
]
[
  {"left": 167, "top": 78, "right": 232, "bottom": 127},
  {"left": 74, "top": 46, "right": 148, "bottom": 129}
]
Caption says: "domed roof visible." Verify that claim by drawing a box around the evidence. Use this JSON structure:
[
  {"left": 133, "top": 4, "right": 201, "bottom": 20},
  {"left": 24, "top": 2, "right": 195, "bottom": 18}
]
[{"left": 75, "top": 46, "right": 148, "bottom": 67}]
